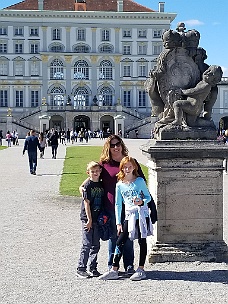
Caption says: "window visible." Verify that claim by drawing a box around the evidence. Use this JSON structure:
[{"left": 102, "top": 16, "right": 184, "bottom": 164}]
[
  {"left": 99, "top": 60, "right": 112, "bottom": 80},
  {"left": 49, "top": 44, "right": 64, "bottom": 52},
  {"left": 15, "top": 61, "right": 23, "bottom": 76},
  {"left": 138, "top": 29, "right": 147, "bottom": 38},
  {"left": 123, "top": 91, "right": 131, "bottom": 107},
  {"left": 77, "top": 29, "right": 86, "bottom": 41},
  {"left": 0, "top": 61, "right": 8, "bottom": 75},
  {"left": 14, "top": 27, "right": 23, "bottom": 36},
  {"left": 153, "top": 44, "right": 162, "bottom": 55},
  {"left": 123, "top": 65, "right": 131, "bottom": 77},
  {"left": 138, "top": 44, "right": 147, "bottom": 55},
  {"left": 30, "top": 61, "right": 39, "bottom": 76},
  {"left": 138, "top": 90, "right": 146, "bottom": 107},
  {"left": 31, "top": 91, "right": 39, "bottom": 107},
  {"left": 153, "top": 30, "right": 162, "bottom": 38},
  {"left": 123, "top": 45, "right": 131, "bottom": 55},
  {"left": 74, "top": 60, "right": 89, "bottom": 80},
  {"left": 123, "top": 30, "right": 131, "bottom": 38},
  {"left": 138, "top": 63, "right": 146, "bottom": 77},
  {"left": 102, "top": 29, "right": 110, "bottom": 41},
  {"left": 15, "top": 43, "right": 23, "bottom": 53},
  {"left": 224, "top": 91, "right": 228, "bottom": 109},
  {"left": 16, "top": 90, "right": 23, "bottom": 107},
  {"left": 50, "top": 59, "right": 64, "bottom": 79},
  {"left": 98, "top": 87, "right": 113, "bottom": 106},
  {"left": 52, "top": 29, "right": 61, "bottom": 40},
  {"left": 0, "top": 27, "right": 7, "bottom": 35},
  {"left": 30, "top": 43, "right": 39, "bottom": 54},
  {"left": 74, "top": 44, "right": 90, "bottom": 53},
  {"left": 50, "top": 87, "right": 64, "bottom": 106},
  {"left": 99, "top": 44, "right": 114, "bottom": 53},
  {"left": 0, "top": 90, "right": 8, "bottom": 107},
  {"left": 74, "top": 87, "right": 89, "bottom": 108},
  {"left": 0, "top": 43, "right": 7, "bottom": 53},
  {"left": 30, "top": 28, "right": 39, "bottom": 36}
]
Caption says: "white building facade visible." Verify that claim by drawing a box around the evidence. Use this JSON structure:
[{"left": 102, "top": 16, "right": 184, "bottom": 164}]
[{"left": 0, "top": 1, "right": 176, "bottom": 137}]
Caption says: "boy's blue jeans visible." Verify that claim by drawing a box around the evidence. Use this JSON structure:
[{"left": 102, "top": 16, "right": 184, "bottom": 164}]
[
  {"left": 77, "top": 221, "right": 100, "bottom": 272},
  {"left": 108, "top": 211, "right": 134, "bottom": 271}
]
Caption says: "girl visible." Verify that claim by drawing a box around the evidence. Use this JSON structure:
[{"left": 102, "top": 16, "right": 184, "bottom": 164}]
[{"left": 99, "top": 156, "right": 153, "bottom": 281}]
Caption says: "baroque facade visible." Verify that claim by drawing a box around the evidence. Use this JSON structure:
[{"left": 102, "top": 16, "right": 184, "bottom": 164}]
[{"left": 0, "top": 0, "right": 176, "bottom": 137}]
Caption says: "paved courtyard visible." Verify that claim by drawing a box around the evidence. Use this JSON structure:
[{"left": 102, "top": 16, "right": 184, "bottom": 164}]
[{"left": 0, "top": 138, "right": 227, "bottom": 304}]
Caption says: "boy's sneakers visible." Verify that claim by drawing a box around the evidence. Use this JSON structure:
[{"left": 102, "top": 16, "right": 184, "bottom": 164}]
[
  {"left": 76, "top": 270, "right": 91, "bottom": 279},
  {"left": 98, "top": 270, "right": 119, "bottom": 280},
  {"left": 126, "top": 265, "right": 135, "bottom": 276},
  {"left": 130, "top": 268, "right": 146, "bottom": 281},
  {"left": 88, "top": 269, "right": 101, "bottom": 277}
]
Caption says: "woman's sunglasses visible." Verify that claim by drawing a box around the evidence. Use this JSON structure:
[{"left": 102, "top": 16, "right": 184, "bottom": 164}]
[{"left": 110, "top": 141, "right": 121, "bottom": 148}]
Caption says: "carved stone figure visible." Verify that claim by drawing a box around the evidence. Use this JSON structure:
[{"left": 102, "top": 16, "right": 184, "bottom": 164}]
[{"left": 145, "top": 23, "right": 223, "bottom": 139}]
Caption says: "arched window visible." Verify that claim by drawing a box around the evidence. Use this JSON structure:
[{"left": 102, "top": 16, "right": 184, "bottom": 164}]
[
  {"left": 99, "top": 44, "right": 114, "bottom": 53},
  {"left": 49, "top": 43, "right": 64, "bottom": 52},
  {"left": 74, "top": 60, "right": 89, "bottom": 79},
  {"left": 50, "top": 87, "right": 64, "bottom": 106},
  {"left": 98, "top": 87, "right": 113, "bottom": 106},
  {"left": 99, "top": 60, "right": 112, "bottom": 80},
  {"left": 73, "top": 44, "right": 90, "bottom": 53},
  {"left": 50, "top": 59, "right": 64, "bottom": 79},
  {"left": 74, "top": 87, "right": 89, "bottom": 108}
]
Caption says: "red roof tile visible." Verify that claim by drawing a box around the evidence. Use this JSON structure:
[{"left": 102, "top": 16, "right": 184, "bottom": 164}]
[{"left": 4, "top": 0, "right": 155, "bottom": 12}]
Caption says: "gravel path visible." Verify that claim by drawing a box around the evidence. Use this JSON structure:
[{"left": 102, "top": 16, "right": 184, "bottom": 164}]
[{"left": 0, "top": 139, "right": 227, "bottom": 304}]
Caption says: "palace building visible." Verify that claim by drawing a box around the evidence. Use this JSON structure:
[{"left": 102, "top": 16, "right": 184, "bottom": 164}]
[{"left": 0, "top": 0, "right": 176, "bottom": 137}]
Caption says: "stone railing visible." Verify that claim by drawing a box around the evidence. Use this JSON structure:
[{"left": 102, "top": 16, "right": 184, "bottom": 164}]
[{"left": 125, "top": 116, "right": 152, "bottom": 132}]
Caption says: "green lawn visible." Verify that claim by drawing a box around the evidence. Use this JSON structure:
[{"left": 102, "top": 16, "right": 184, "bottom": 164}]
[
  {"left": 60, "top": 146, "right": 148, "bottom": 197},
  {"left": 0, "top": 146, "right": 7, "bottom": 150}
]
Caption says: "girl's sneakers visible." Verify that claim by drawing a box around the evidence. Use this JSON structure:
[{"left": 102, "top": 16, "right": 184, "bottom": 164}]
[{"left": 130, "top": 268, "right": 146, "bottom": 281}]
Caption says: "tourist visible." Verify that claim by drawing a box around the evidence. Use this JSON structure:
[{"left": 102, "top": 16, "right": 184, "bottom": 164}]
[
  {"left": 49, "top": 130, "right": 59, "bottom": 159},
  {"left": 38, "top": 132, "right": 47, "bottom": 158},
  {"left": 99, "top": 156, "right": 152, "bottom": 281},
  {"left": 5, "top": 131, "right": 12, "bottom": 147},
  {"left": 80, "top": 134, "right": 146, "bottom": 274},
  {"left": 22, "top": 130, "right": 41, "bottom": 175},
  {"left": 77, "top": 161, "right": 104, "bottom": 279}
]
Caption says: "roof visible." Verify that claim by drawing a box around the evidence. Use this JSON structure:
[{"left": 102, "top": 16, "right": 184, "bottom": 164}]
[{"left": 4, "top": 0, "right": 155, "bottom": 12}]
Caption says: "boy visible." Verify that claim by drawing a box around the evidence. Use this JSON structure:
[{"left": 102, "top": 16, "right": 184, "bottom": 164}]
[{"left": 77, "top": 161, "right": 104, "bottom": 278}]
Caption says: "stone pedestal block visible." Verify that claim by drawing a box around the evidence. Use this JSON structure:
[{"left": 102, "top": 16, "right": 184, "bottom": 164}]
[{"left": 141, "top": 139, "right": 228, "bottom": 262}]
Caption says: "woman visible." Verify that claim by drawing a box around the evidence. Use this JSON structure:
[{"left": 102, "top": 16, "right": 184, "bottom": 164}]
[
  {"left": 99, "top": 156, "right": 153, "bottom": 281},
  {"left": 80, "top": 134, "right": 146, "bottom": 274}
]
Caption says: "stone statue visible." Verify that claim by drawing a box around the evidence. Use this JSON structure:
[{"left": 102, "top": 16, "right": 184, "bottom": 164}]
[{"left": 145, "top": 23, "right": 223, "bottom": 139}]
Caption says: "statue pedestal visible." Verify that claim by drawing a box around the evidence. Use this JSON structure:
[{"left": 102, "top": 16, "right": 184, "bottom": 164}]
[{"left": 141, "top": 139, "right": 228, "bottom": 262}]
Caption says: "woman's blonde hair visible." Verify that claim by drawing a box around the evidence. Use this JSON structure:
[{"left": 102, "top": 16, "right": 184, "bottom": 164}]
[
  {"left": 116, "top": 156, "right": 139, "bottom": 181},
  {"left": 99, "top": 134, "right": 128, "bottom": 163}
]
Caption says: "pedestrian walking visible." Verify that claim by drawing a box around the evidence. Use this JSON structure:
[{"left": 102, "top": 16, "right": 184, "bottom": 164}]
[
  {"left": 22, "top": 130, "right": 41, "bottom": 175},
  {"left": 49, "top": 130, "right": 59, "bottom": 159}
]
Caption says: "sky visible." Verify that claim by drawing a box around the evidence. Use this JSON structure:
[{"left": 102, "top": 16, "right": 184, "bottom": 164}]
[{"left": 0, "top": 0, "right": 227, "bottom": 76}]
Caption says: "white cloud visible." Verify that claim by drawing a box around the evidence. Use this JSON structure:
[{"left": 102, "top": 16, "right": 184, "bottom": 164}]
[
  {"left": 221, "top": 66, "right": 228, "bottom": 77},
  {"left": 183, "top": 19, "right": 204, "bottom": 27}
]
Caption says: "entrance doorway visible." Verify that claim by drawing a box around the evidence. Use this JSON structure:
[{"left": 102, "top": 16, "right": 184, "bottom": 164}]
[{"left": 74, "top": 115, "right": 90, "bottom": 132}]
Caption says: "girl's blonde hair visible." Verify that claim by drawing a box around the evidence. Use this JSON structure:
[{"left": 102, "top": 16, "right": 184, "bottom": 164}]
[
  {"left": 99, "top": 134, "right": 128, "bottom": 163},
  {"left": 116, "top": 156, "right": 139, "bottom": 181}
]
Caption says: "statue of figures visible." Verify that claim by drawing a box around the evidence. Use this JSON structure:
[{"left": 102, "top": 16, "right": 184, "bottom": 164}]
[
  {"left": 7, "top": 108, "right": 12, "bottom": 117},
  {"left": 170, "top": 65, "right": 223, "bottom": 127},
  {"left": 146, "top": 23, "right": 222, "bottom": 137}
]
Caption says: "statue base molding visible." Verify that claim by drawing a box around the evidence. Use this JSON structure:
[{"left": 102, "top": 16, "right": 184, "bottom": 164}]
[
  {"left": 155, "top": 126, "right": 217, "bottom": 140},
  {"left": 141, "top": 139, "right": 228, "bottom": 263},
  {"left": 148, "top": 241, "right": 228, "bottom": 263}
]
